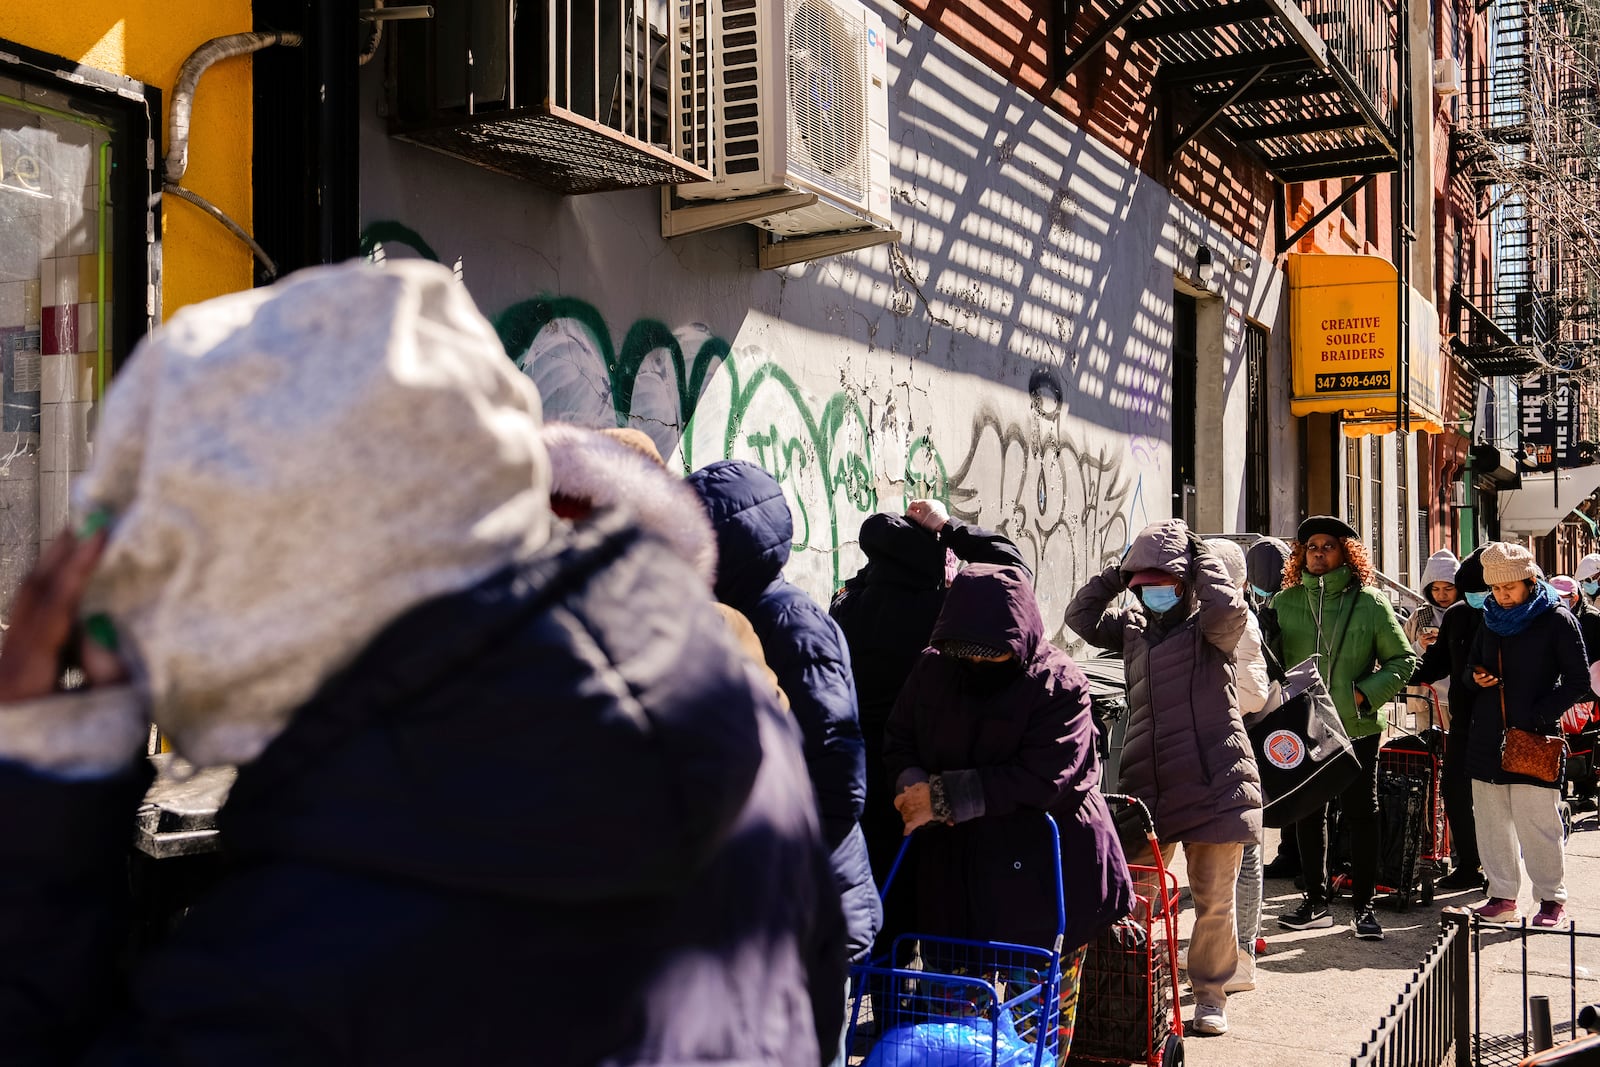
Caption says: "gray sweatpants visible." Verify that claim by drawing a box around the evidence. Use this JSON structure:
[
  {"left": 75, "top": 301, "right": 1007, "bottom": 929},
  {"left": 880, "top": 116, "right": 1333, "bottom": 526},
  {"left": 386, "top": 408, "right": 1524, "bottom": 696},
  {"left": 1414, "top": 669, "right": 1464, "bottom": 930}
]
[{"left": 1471, "top": 779, "right": 1567, "bottom": 904}]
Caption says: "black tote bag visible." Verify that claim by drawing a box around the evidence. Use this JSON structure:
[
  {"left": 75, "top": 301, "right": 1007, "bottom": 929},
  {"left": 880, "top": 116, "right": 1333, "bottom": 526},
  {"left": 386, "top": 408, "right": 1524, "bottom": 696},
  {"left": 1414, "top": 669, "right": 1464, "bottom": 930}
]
[{"left": 1248, "top": 656, "right": 1363, "bottom": 828}]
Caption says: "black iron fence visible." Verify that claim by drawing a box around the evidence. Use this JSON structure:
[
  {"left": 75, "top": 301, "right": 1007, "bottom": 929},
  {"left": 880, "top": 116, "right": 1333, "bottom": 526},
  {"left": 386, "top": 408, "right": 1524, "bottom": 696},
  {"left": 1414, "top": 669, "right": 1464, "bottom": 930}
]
[{"left": 1350, "top": 911, "right": 1469, "bottom": 1067}]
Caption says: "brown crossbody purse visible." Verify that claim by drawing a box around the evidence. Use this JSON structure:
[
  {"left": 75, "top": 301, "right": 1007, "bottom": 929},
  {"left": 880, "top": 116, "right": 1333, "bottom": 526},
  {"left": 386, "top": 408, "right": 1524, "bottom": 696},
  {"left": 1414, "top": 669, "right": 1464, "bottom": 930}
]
[{"left": 1497, "top": 650, "right": 1567, "bottom": 785}]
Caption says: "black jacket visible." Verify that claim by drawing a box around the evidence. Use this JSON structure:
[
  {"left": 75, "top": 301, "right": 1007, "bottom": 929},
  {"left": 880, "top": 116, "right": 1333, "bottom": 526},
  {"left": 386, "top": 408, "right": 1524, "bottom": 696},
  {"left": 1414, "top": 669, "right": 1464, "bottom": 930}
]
[
  {"left": 829, "top": 512, "right": 1027, "bottom": 878},
  {"left": 0, "top": 516, "right": 845, "bottom": 1065},
  {"left": 1410, "top": 599, "right": 1484, "bottom": 736},
  {"left": 1464, "top": 604, "right": 1589, "bottom": 786}
]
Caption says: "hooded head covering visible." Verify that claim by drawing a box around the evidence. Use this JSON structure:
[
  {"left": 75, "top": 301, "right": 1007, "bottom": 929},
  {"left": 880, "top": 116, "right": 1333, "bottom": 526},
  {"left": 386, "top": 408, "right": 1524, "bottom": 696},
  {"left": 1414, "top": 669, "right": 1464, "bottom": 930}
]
[
  {"left": 1245, "top": 536, "right": 1291, "bottom": 595},
  {"left": 1577, "top": 554, "right": 1600, "bottom": 582},
  {"left": 1455, "top": 545, "right": 1488, "bottom": 594},
  {"left": 929, "top": 564, "right": 1042, "bottom": 664},
  {"left": 1419, "top": 549, "right": 1460, "bottom": 606},
  {"left": 1204, "top": 538, "right": 1248, "bottom": 588},
  {"left": 543, "top": 423, "right": 716, "bottom": 583},
  {"left": 686, "top": 459, "right": 794, "bottom": 607},
  {"left": 73, "top": 260, "right": 552, "bottom": 767}
]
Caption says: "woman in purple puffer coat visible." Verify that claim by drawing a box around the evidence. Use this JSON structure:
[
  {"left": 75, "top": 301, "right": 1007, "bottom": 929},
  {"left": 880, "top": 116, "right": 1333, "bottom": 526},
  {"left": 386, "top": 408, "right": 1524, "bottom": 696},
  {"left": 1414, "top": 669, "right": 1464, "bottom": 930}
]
[{"left": 884, "top": 564, "right": 1134, "bottom": 1059}]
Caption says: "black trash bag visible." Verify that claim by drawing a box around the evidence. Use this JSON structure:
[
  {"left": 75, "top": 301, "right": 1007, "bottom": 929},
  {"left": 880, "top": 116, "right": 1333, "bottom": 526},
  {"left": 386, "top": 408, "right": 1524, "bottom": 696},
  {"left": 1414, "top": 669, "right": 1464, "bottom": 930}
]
[
  {"left": 1067, "top": 910, "right": 1171, "bottom": 1063},
  {"left": 1248, "top": 658, "right": 1363, "bottom": 828}
]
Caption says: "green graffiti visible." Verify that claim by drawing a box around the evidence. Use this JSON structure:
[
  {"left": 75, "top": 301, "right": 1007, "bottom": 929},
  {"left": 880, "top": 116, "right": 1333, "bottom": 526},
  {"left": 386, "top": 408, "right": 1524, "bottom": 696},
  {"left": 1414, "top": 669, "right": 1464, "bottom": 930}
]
[
  {"left": 492, "top": 291, "right": 875, "bottom": 588},
  {"left": 358, "top": 221, "right": 441, "bottom": 263},
  {"left": 903, "top": 434, "right": 950, "bottom": 512}
]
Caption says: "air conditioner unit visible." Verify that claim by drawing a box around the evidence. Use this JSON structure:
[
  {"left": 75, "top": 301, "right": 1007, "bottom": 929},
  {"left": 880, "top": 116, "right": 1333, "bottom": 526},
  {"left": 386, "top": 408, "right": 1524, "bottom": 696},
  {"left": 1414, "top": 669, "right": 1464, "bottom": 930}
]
[
  {"left": 1433, "top": 57, "right": 1463, "bottom": 96},
  {"left": 674, "top": 0, "right": 893, "bottom": 236}
]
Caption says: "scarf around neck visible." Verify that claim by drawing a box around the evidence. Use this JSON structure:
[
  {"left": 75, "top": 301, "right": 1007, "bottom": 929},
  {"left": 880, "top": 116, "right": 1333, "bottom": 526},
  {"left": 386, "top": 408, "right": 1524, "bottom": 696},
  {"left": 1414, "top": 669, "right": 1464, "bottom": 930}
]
[{"left": 1483, "top": 580, "right": 1560, "bottom": 637}]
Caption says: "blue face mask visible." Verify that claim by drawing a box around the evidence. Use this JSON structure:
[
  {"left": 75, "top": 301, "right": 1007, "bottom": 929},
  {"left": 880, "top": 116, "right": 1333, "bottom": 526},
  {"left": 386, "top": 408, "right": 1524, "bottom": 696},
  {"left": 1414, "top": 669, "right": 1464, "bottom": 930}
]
[
  {"left": 1250, "top": 584, "right": 1271, "bottom": 600},
  {"left": 1584, "top": 580, "right": 1599, "bottom": 597},
  {"left": 1465, "top": 591, "right": 1489, "bottom": 610},
  {"left": 1140, "top": 586, "right": 1181, "bottom": 613}
]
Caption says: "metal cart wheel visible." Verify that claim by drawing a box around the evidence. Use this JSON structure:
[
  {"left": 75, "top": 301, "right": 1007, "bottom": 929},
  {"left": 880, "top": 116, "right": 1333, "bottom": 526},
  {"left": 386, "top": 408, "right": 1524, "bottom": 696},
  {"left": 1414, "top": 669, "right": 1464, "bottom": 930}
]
[{"left": 1161, "top": 1031, "right": 1185, "bottom": 1067}]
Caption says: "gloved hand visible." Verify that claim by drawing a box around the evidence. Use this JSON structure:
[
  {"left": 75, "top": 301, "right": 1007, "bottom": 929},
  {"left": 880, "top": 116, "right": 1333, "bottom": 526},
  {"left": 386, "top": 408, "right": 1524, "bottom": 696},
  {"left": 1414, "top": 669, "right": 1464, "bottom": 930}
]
[
  {"left": 906, "top": 498, "right": 950, "bottom": 533},
  {"left": 895, "top": 781, "right": 935, "bottom": 834}
]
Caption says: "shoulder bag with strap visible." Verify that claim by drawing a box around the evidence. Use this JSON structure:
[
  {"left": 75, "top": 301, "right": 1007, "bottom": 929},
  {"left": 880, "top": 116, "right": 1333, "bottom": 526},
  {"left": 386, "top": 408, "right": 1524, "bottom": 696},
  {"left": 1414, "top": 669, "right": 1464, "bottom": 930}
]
[{"left": 1498, "top": 648, "right": 1567, "bottom": 785}]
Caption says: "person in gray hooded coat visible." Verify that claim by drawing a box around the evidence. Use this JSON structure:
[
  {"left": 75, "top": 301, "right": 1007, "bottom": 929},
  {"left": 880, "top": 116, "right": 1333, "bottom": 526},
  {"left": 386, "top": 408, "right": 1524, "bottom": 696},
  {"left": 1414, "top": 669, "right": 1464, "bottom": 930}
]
[{"left": 1066, "top": 519, "right": 1262, "bottom": 1037}]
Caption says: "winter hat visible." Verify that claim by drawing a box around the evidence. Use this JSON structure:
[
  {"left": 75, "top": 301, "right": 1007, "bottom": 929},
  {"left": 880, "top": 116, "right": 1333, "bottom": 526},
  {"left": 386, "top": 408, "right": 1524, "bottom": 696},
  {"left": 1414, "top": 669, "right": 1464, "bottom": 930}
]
[
  {"left": 1128, "top": 568, "right": 1179, "bottom": 588},
  {"left": 1297, "top": 515, "right": 1357, "bottom": 542},
  {"left": 1454, "top": 546, "right": 1488, "bottom": 594},
  {"left": 71, "top": 260, "right": 553, "bottom": 768},
  {"left": 1419, "top": 550, "right": 1460, "bottom": 606},
  {"left": 544, "top": 422, "right": 716, "bottom": 583},
  {"left": 1480, "top": 542, "right": 1540, "bottom": 587},
  {"left": 1550, "top": 575, "right": 1580, "bottom": 598},
  {"left": 600, "top": 426, "right": 666, "bottom": 465},
  {"left": 1577, "top": 554, "right": 1600, "bottom": 582},
  {"left": 1246, "top": 536, "right": 1291, "bottom": 595},
  {"left": 1204, "top": 538, "right": 1248, "bottom": 588}
]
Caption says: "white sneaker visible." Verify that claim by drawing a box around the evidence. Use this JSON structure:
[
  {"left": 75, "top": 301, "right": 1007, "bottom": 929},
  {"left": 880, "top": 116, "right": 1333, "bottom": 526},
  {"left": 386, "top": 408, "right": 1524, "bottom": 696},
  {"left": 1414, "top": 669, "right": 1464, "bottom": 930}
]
[
  {"left": 1223, "top": 947, "right": 1256, "bottom": 993},
  {"left": 1193, "top": 1002, "right": 1228, "bottom": 1035},
  {"left": 1177, "top": 946, "right": 1188, "bottom": 972}
]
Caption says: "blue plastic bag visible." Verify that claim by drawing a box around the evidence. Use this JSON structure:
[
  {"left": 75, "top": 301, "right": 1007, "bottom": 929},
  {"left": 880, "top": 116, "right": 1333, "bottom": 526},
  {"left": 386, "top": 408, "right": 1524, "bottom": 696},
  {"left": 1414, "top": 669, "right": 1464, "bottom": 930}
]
[{"left": 863, "top": 1011, "right": 1037, "bottom": 1067}]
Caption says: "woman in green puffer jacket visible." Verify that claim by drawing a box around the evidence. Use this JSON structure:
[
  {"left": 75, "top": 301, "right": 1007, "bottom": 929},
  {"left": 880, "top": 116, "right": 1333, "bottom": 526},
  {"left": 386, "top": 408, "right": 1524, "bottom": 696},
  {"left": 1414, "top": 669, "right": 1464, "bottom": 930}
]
[{"left": 1269, "top": 516, "right": 1416, "bottom": 943}]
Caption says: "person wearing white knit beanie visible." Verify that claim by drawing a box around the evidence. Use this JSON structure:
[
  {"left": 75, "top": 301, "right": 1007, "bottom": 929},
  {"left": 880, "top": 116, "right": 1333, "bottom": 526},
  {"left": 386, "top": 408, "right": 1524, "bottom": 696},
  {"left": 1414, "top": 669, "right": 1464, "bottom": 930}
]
[{"left": 1404, "top": 549, "right": 1461, "bottom": 730}]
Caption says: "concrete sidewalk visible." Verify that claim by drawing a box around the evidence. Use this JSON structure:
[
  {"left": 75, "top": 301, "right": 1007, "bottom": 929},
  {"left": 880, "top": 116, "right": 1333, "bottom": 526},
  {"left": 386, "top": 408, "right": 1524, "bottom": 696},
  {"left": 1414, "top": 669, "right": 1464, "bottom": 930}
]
[{"left": 1164, "top": 812, "right": 1600, "bottom": 1067}]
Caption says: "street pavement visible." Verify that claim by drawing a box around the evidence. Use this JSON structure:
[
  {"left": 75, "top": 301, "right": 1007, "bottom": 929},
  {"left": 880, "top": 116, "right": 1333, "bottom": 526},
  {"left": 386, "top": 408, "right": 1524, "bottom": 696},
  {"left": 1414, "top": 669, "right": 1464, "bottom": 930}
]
[{"left": 1165, "top": 808, "right": 1600, "bottom": 1067}]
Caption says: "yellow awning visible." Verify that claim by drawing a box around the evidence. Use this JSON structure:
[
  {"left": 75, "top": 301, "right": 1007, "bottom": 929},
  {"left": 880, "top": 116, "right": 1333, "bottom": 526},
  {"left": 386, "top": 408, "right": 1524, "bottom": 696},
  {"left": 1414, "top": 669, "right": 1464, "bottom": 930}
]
[{"left": 1287, "top": 253, "right": 1445, "bottom": 435}]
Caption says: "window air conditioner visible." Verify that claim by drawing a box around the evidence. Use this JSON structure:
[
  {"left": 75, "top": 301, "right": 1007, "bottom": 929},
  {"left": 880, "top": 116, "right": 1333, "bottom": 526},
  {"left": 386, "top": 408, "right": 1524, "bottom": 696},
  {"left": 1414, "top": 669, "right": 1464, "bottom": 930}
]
[
  {"left": 674, "top": 0, "right": 893, "bottom": 236},
  {"left": 1433, "top": 57, "right": 1462, "bottom": 97}
]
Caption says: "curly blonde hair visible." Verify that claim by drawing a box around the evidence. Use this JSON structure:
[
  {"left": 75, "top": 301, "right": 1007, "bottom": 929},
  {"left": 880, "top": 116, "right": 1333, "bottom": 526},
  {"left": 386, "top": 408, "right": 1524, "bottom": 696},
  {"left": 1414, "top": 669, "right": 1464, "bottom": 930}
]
[{"left": 1283, "top": 536, "right": 1376, "bottom": 589}]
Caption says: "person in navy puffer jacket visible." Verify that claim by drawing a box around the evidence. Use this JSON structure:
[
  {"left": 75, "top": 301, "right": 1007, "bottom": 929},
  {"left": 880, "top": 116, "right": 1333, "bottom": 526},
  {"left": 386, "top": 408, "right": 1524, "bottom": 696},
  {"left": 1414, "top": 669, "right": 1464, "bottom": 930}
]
[
  {"left": 687, "top": 460, "right": 882, "bottom": 977},
  {"left": 0, "top": 262, "right": 844, "bottom": 1066}
]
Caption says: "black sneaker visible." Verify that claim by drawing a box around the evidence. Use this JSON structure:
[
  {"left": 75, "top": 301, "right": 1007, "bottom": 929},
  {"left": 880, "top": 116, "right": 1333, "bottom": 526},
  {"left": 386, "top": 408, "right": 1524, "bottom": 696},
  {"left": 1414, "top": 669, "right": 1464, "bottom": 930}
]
[
  {"left": 1435, "top": 867, "right": 1485, "bottom": 892},
  {"left": 1278, "top": 899, "right": 1333, "bottom": 930},
  {"left": 1353, "top": 908, "right": 1385, "bottom": 940}
]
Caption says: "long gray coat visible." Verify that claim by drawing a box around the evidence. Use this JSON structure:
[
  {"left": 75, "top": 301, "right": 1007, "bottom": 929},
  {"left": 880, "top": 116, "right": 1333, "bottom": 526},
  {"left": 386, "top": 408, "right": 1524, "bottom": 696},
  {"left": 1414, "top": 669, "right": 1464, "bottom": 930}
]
[{"left": 1065, "top": 520, "right": 1262, "bottom": 845}]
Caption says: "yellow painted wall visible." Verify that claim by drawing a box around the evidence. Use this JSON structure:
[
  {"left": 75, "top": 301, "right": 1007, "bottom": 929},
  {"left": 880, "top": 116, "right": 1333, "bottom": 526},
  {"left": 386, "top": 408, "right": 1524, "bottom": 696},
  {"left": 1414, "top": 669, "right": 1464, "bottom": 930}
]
[{"left": 0, "top": 2, "right": 254, "bottom": 315}]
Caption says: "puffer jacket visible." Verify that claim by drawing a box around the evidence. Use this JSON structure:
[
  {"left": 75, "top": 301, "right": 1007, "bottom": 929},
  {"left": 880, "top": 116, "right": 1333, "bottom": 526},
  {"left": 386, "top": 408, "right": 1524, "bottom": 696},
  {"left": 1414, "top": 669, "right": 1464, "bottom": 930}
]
[
  {"left": 1064, "top": 519, "right": 1262, "bottom": 846},
  {"left": 883, "top": 564, "right": 1134, "bottom": 954},
  {"left": 1464, "top": 599, "right": 1589, "bottom": 786},
  {"left": 0, "top": 515, "right": 846, "bottom": 1066},
  {"left": 687, "top": 459, "right": 881, "bottom": 964},
  {"left": 1271, "top": 565, "right": 1416, "bottom": 740}
]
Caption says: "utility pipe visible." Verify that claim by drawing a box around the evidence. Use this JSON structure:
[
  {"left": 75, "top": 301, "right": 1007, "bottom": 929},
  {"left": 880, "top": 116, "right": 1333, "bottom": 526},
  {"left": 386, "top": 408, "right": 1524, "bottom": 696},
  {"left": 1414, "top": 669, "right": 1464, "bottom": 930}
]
[{"left": 166, "top": 31, "right": 303, "bottom": 185}]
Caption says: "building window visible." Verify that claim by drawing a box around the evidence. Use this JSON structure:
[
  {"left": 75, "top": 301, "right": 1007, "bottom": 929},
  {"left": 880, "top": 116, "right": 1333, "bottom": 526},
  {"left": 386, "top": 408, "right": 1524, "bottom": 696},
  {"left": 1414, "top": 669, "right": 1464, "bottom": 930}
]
[
  {"left": 0, "top": 44, "right": 155, "bottom": 635},
  {"left": 1244, "top": 323, "right": 1270, "bottom": 532}
]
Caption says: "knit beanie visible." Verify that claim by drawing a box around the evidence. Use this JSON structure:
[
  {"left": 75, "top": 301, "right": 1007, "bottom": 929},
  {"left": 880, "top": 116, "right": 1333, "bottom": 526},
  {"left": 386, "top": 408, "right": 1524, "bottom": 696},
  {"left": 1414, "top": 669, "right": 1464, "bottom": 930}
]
[
  {"left": 1246, "top": 537, "right": 1291, "bottom": 594},
  {"left": 72, "top": 260, "right": 553, "bottom": 767},
  {"left": 1550, "top": 575, "right": 1580, "bottom": 598},
  {"left": 1480, "top": 542, "right": 1539, "bottom": 587},
  {"left": 1419, "top": 549, "right": 1459, "bottom": 589},
  {"left": 1204, "top": 538, "right": 1248, "bottom": 588}
]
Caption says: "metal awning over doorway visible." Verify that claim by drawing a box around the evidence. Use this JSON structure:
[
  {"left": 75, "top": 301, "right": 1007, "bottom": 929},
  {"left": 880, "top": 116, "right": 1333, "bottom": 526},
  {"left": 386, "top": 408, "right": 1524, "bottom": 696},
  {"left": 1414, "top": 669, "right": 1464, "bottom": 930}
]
[
  {"left": 1049, "top": 0, "right": 1402, "bottom": 183},
  {"left": 1496, "top": 467, "right": 1600, "bottom": 536}
]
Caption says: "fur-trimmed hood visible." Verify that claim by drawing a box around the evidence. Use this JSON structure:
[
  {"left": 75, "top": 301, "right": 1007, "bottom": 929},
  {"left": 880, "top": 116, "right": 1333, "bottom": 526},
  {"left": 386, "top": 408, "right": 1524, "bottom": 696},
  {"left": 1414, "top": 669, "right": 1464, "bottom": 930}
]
[{"left": 542, "top": 423, "right": 717, "bottom": 584}]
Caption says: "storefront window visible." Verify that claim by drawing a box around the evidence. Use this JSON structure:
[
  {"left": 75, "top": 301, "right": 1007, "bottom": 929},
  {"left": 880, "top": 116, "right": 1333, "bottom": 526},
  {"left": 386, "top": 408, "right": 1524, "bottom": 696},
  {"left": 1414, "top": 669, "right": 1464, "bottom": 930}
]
[{"left": 0, "top": 72, "right": 133, "bottom": 625}]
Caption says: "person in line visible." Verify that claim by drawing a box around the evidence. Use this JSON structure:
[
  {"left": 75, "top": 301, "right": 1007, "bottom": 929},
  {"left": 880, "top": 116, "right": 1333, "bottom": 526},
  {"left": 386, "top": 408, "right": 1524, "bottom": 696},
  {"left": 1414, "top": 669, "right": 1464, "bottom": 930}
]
[
  {"left": 0, "top": 261, "right": 845, "bottom": 1065},
  {"left": 1204, "top": 538, "right": 1272, "bottom": 995},
  {"left": 1462, "top": 542, "right": 1589, "bottom": 928},
  {"left": 686, "top": 460, "right": 882, "bottom": 1012},
  {"left": 1553, "top": 571, "right": 1600, "bottom": 809},
  {"left": 829, "top": 497, "right": 1027, "bottom": 962},
  {"left": 1410, "top": 547, "right": 1489, "bottom": 891},
  {"left": 887, "top": 563, "right": 1133, "bottom": 1061},
  {"left": 1272, "top": 516, "right": 1416, "bottom": 941},
  {"left": 1066, "top": 520, "right": 1261, "bottom": 1037},
  {"left": 1578, "top": 554, "right": 1600, "bottom": 607},
  {"left": 1403, "top": 550, "right": 1460, "bottom": 731},
  {"left": 1246, "top": 536, "right": 1301, "bottom": 882}
]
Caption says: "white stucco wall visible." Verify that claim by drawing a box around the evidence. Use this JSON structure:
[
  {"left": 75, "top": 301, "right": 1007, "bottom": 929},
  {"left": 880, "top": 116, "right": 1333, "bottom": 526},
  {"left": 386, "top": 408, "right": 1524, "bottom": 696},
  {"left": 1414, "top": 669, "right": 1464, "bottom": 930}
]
[{"left": 357, "top": 3, "right": 1290, "bottom": 646}]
